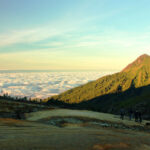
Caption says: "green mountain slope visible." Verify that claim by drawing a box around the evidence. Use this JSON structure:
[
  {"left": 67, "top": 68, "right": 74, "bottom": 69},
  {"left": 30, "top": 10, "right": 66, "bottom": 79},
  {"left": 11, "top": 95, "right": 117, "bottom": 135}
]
[{"left": 46, "top": 54, "right": 150, "bottom": 105}]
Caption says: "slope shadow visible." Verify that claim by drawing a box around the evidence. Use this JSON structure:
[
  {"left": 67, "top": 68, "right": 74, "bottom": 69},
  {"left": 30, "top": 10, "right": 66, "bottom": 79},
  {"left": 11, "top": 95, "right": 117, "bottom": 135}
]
[{"left": 47, "top": 85, "right": 150, "bottom": 119}]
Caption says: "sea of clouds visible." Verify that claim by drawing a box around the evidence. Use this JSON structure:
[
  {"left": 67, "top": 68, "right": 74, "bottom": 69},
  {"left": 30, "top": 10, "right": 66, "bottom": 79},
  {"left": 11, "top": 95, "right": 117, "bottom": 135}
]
[{"left": 0, "top": 71, "right": 114, "bottom": 99}]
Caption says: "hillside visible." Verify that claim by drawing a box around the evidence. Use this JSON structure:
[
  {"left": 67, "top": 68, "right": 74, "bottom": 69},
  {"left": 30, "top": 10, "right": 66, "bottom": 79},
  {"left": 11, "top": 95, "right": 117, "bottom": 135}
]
[{"left": 47, "top": 54, "right": 150, "bottom": 117}]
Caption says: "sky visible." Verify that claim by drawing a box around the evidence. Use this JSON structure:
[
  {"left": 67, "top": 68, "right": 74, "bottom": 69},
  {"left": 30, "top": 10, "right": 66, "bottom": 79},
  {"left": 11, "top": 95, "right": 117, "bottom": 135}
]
[{"left": 0, "top": 0, "right": 150, "bottom": 71}]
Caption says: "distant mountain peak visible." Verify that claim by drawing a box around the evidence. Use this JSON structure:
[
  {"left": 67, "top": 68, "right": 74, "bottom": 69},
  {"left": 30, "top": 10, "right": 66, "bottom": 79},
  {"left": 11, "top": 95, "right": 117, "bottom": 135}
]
[
  {"left": 122, "top": 54, "right": 150, "bottom": 72},
  {"left": 139, "top": 54, "right": 149, "bottom": 57},
  {"left": 136, "top": 54, "right": 149, "bottom": 62}
]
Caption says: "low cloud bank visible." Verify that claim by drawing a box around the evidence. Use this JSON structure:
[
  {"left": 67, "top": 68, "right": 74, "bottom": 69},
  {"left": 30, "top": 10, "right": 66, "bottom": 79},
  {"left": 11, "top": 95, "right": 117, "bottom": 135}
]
[{"left": 0, "top": 71, "right": 112, "bottom": 99}]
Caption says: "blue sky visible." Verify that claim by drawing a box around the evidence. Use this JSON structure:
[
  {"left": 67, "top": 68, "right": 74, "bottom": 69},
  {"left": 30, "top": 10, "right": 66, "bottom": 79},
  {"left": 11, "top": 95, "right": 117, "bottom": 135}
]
[{"left": 0, "top": 0, "right": 150, "bottom": 70}]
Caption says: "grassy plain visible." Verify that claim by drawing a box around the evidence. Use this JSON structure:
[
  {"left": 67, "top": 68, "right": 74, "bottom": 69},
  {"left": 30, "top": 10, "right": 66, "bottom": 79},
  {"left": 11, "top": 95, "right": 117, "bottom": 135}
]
[{"left": 0, "top": 109, "right": 150, "bottom": 150}]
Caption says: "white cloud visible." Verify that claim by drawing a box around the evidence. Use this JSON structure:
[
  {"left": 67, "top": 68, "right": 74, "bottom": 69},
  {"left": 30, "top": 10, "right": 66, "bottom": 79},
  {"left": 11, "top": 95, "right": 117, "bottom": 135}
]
[{"left": 0, "top": 71, "right": 114, "bottom": 99}]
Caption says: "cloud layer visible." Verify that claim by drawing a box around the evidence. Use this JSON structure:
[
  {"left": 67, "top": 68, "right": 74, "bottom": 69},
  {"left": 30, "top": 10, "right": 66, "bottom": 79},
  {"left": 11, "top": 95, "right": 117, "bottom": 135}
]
[{"left": 0, "top": 71, "right": 113, "bottom": 99}]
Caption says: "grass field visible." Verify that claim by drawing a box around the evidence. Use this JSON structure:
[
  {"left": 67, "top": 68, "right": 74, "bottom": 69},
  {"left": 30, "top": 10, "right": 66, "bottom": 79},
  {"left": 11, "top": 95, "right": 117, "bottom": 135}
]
[{"left": 0, "top": 109, "right": 150, "bottom": 150}]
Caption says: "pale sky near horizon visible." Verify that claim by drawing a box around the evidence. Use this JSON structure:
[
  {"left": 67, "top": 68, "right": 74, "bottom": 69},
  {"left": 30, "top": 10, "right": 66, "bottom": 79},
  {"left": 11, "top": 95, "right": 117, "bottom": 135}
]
[{"left": 0, "top": 0, "right": 150, "bottom": 71}]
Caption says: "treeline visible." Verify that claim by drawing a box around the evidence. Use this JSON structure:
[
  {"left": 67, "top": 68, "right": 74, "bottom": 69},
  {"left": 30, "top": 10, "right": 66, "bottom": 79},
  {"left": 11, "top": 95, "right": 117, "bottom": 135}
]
[{"left": 0, "top": 93, "right": 46, "bottom": 105}]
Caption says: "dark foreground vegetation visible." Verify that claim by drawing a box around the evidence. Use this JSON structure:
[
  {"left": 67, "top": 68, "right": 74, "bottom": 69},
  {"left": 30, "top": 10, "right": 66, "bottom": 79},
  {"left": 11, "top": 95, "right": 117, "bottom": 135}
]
[{"left": 0, "top": 94, "right": 48, "bottom": 119}]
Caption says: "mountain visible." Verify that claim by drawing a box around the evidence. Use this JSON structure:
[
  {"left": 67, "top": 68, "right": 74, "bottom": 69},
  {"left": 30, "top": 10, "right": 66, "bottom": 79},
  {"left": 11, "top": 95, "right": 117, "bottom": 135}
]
[
  {"left": 46, "top": 54, "right": 150, "bottom": 118},
  {"left": 122, "top": 54, "right": 150, "bottom": 73}
]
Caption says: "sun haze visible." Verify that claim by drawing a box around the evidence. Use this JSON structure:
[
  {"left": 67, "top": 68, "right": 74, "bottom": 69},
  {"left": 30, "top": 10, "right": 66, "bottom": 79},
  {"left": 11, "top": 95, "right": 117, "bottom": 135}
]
[{"left": 0, "top": 0, "right": 150, "bottom": 71}]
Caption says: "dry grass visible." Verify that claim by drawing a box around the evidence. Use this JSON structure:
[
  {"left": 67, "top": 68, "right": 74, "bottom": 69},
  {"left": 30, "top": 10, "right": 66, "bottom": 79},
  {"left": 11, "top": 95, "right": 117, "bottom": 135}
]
[
  {"left": 0, "top": 117, "right": 150, "bottom": 150},
  {"left": 93, "top": 143, "right": 129, "bottom": 150},
  {"left": 0, "top": 108, "right": 150, "bottom": 150}
]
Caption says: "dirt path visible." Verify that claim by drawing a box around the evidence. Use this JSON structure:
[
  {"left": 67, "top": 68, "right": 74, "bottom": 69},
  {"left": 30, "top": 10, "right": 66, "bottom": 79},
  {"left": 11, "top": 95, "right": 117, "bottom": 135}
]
[{"left": 25, "top": 109, "right": 149, "bottom": 126}]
